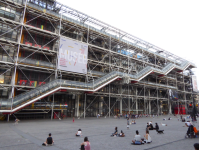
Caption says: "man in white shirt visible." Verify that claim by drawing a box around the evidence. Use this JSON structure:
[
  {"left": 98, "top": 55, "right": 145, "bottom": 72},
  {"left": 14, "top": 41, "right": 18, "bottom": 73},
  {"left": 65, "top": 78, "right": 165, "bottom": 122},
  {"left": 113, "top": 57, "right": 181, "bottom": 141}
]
[
  {"left": 185, "top": 121, "right": 193, "bottom": 127},
  {"left": 132, "top": 130, "right": 142, "bottom": 144}
]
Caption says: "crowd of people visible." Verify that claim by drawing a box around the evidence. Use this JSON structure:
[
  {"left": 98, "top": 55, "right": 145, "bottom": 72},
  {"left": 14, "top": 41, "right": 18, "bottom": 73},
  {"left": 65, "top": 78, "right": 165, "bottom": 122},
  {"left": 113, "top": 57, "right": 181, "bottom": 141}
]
[
  {"left": 110, "top": 118, "right": 167, "bottom": 145},
  {"left": 121, "top": 113, "right": 159, "bottom": 119}
]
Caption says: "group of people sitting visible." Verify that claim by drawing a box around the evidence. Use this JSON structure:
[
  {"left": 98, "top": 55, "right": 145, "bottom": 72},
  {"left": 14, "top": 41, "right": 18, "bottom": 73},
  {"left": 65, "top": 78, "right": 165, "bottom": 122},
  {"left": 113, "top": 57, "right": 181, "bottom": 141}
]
[
  {"left": 132, "top": 130, "right": 152, "bottom": 145},
  {"left": 131, "top": 120, "right": 136, "bottom": 124},
  {"left": 42, "top": 131, "right": 90, "bottom": 150},
  {"left": 111, "top": 127, "right": 125, "bottom": 137},
  {"left": 146, "top": 121, "right": 158, "bottom": 130}
]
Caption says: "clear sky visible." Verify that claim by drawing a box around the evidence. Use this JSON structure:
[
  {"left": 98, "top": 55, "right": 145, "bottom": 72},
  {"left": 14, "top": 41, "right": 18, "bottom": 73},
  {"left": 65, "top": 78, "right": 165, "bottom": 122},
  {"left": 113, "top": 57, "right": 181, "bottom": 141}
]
[{"left": 58, "top": 0, "right": 199, "bottom": 89}]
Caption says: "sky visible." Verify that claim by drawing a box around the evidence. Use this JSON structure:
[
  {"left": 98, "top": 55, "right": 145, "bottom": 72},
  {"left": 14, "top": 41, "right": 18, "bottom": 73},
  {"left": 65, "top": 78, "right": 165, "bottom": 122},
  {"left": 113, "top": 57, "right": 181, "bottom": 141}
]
[{"left": 58, "top": 0, "right": 199, "bottom": 89}]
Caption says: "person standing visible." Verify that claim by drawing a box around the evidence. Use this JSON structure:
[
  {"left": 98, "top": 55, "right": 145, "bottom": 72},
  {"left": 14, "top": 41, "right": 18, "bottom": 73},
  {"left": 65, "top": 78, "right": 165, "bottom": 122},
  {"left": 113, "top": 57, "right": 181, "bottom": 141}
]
[
  {"left": 127, "top": 118, "right": 130, "bottom": 129},
  {"left": 14, "top": 118, "right": 20, "bottom": 125},
  {"left": 73, "top": 117, "right": 75, "bottom": 123}
]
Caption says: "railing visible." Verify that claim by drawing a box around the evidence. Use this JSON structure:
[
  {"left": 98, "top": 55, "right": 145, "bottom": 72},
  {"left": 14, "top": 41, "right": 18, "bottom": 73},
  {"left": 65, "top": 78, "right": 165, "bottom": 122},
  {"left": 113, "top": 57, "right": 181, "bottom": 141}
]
[
  {"left": 16, "top": 57, "right": 55, "bottom": 69},
  {"left": 0, "top": 60, "right": 192, "bottom": 111},
  {"left": 8, "top": 0, "right": 24, "bottom": 5}
]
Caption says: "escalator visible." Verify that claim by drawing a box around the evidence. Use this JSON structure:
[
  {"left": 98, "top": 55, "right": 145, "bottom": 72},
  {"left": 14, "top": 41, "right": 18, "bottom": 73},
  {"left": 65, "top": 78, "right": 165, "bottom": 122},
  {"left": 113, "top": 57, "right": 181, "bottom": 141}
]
[{"left": 0, "top": 61, "right": 192, "bottom": 113}]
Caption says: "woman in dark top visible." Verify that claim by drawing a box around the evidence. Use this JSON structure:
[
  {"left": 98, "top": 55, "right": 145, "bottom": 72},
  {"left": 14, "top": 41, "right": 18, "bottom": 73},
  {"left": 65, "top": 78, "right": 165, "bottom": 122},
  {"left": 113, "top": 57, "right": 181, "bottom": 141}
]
[
  {"left": 43, "top": 133, "right": 54, "bottom": 146},
  {"left": 154, "top": 123, "right": 159, "bottom": 130}
]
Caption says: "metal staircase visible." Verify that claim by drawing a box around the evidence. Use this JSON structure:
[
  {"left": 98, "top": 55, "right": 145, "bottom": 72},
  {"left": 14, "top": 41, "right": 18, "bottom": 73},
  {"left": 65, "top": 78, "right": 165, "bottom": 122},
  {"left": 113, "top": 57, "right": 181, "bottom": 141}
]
[{"left": 0, "top": 61, "right": 191, "bottom": 113}]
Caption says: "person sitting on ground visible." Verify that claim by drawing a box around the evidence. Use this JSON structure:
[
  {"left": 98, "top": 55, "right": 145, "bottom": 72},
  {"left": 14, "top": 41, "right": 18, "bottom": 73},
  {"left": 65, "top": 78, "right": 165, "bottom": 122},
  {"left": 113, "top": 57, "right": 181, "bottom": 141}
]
[
  {"left": 144, "top": 130, "right": 152, "bottom": 143},
  {"left": 161, "top": 122, "right": 167, "bottom": 126},
  {"left": 149, "top": 121, "right": 152, "bottom": 125},
  {"left": 80, "top": 137, "right": 90, "bottom": 150},
  {"left": 163, "top": 118, "right": 166, "bottom": 120},
  {"left": 182, "top": 118, "right": 186, "bottom": 122},
  {"left": 76, "top": 129, "right": 82, "bottom": 136},
  {"left": 194, "top": 143, "right": 199, "bottom": 150},
  {"left": 146, "top": 123, "right": 150, "bottom": 131},
  {"left": 131, "top": 120, "right": 136, "bottom": 124},
  {"left": 149, "top": 121, "right": 154, "bottom": 130},
  {"left": 119, "top": 130, "right": 125, "bottom": 137},
  {"left": 111, "top": 127, "right": 118, "bottom": 136},
  {"left": 168, "top": 117, "right": 172, "bottom": 120},
  {"left": 154, "top": 123, "right": 159, "bottom": 130},
  {"left": 42, "top": 133, "right": 54, "bottom": 146},
  {"left": 132, "top": 130, "right": 142, "bottom": 145},
  {"left": 185, "top": 121, "right": 192, "bottom": 127}
]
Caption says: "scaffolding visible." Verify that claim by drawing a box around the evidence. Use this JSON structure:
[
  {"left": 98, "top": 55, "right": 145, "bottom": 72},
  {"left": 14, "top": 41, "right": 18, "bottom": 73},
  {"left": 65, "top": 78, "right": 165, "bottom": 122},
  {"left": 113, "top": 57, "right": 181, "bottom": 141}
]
[{"left": 0, "top": 0, "right": 197, "bottom": 120}]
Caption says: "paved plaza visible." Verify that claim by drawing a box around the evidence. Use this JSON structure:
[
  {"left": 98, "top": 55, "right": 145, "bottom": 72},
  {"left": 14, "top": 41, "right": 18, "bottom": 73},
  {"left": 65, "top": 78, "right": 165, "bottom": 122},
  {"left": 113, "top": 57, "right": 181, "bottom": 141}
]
[{"left": 0, "top": 115, "right": 198, "bottom": 150}]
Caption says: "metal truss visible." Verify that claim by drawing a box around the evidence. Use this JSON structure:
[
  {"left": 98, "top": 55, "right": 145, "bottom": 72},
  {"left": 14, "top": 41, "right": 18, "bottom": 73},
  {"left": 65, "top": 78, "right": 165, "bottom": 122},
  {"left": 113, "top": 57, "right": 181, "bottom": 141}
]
[{"left": 0, "top": 0, "right": 197, "bottom": 118}]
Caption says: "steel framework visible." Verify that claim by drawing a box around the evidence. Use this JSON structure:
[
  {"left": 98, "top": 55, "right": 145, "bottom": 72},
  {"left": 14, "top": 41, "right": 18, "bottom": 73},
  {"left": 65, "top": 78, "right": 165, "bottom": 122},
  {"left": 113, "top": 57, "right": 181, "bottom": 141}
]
[{"left": 0, "top": 0, "right": 197, "bottom": 120}]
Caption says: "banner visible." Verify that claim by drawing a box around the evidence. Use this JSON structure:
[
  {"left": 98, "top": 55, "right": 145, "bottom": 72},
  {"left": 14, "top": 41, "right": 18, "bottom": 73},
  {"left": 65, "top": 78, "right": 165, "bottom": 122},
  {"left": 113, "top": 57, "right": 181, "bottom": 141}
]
[
  {"left": 192, "top": 75, "right": 198, "bottom": 92},
  {"left": 169, "top": 89, "right": 178, "bottom": 101},
  {"left": 58, "top": 37, "right": 88, "bottom": 74}
]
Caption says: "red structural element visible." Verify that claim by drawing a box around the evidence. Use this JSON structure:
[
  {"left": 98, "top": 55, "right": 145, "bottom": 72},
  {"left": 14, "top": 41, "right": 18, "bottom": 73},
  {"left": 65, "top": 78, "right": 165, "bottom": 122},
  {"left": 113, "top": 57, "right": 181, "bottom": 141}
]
[
  {"left": 19, "top": 80, "right": 27, "bottom": 85},
  {"left": 131, "top": 81, "right": 138, "bottom": 84},
  {"left": 43, "top": 46, "right": 50, "bottom": 50},
  {"left": 150, "top": 72, "right": 154, "bottom": 74},
  {"left": 34, "top": 44, "right": 41, "bottom": 48},
  {"left": 177, "top": 70, "right": 183, "bottom": 72},
  {"left": 85, "top": 91, "right": 94, "bottom": 94},
  {"left": 174, "top": 105, "right": 186, "bottom": 114},
  {"left": 60, "top": 89, "right": 67, "bottom": 92},
  {"left": 116, "top": 78, "right": 122, "bottom": 81},
  {"left": 25, "top": 42, "right": 32, "bottom": 46},
  {"left": 158, "top": 74, "right": 165, "bottom": 77},
  {"left": 39, "top": 82, "right": 46, "bottom": 86}
]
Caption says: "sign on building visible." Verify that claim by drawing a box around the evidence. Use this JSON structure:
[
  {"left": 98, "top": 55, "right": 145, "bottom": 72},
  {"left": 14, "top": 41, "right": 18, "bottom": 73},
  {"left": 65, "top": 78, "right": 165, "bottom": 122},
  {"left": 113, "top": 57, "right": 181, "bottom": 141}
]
[
  {"left": 169, "top": 89, "right": 178, "bottom": 101},
  {"left": 58, "top": 37, "right": 88, "bottom": 74},
  {"left": 192, "top": 75, "right": 198, "bottom": 92}
]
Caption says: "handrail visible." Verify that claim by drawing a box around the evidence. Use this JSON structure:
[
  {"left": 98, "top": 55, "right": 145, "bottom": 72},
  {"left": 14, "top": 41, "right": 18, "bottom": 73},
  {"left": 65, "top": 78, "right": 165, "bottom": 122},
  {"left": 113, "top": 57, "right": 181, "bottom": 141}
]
[{"left": 0, "top": 61, "right": 191, "bottom": 112}]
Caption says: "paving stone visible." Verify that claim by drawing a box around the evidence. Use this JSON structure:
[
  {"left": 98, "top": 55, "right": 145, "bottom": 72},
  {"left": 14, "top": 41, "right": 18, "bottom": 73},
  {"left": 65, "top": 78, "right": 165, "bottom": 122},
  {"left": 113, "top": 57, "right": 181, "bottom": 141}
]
[{"left": 0, "top": 115, "right": 198, "bottom": 150}]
